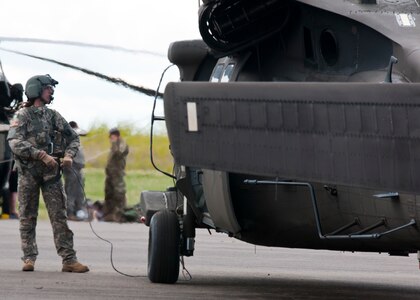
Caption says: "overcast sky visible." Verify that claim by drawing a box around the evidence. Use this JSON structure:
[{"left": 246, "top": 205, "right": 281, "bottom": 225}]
[{"left": 0, "top": 1, "right": 201, "bottom": 132}]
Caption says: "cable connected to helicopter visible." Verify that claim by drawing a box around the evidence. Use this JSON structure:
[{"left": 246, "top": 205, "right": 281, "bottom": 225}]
[{"left": 0, "top": 40, "right": 191, "bottom": 280}]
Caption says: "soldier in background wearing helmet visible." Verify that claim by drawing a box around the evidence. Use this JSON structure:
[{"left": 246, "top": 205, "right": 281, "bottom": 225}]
[
  {"left": 7, "top": 74, "right": 89, "bottom": 273},
  {"left": 103, "top": 128, "right": 129, "bottom": 222}
]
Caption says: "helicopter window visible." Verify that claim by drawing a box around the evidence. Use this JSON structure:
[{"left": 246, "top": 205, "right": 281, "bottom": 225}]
[
  {"left": 320, "top": 29, "right": 339, "bottom": 67},
  {"left": 210, "top": 64, "right": 224, "bottom": 82},
  {"left": 221, "top": 64, "right": 235, "bottom": 82}
]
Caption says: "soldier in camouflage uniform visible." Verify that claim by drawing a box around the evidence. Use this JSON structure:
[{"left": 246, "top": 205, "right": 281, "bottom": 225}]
[
  {"left": 103, "top": 128, "right": 129, "bottom": 222},
  {"left": 7, "top": 74, "right": 89, "bottom": 272},
  {"left": 63, "top": 121, "right": 86, "bottom": 220}
]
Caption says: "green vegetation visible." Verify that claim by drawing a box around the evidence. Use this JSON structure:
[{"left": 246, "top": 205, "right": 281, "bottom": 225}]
[
  {"left": 84, "top": 169, "right": 174, "bottom": 205},
  {"left": 34, "top": 124, "right": 175, "bottom": 220},
  {"left": 82, "top": 124, "right": 173, "bottom": 171}
]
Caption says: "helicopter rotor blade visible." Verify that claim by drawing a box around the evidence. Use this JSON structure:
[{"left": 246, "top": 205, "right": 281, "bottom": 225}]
[
  {"left": 0, "top": 36, "right": 165, "bottom": 57},
  {"left": 0, "top": 47, "right": 163, "bottom": 98}
]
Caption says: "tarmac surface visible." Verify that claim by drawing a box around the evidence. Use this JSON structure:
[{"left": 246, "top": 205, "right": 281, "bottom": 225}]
[{"left": 1, "top": 219, "right": 420, "bottom": 299}]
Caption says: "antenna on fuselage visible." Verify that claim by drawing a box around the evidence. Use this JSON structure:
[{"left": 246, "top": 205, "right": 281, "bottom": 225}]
[{"left": 384, "top": 56, "right": 398, "bottom": 83}]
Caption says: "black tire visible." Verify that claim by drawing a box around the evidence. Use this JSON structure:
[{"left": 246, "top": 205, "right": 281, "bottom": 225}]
[{"left": 148, "top": 209, "right": 180, "bottom": 283}]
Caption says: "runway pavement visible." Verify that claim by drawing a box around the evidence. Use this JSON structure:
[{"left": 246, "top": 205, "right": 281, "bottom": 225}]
[{"left": 1, "top": 219, "right": 420, "bottom": 299}]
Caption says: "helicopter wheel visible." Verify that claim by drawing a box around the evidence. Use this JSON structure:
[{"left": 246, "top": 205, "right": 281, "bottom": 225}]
[{"left": 147, "top": 209, "right": 180, "bottom": 284}]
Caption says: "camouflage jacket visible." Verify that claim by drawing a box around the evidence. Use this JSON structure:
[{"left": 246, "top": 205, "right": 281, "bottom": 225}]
[
  {"left": 105, "top": 138, "right": 129, "bottom": 178},
  {"left": 7, "top": 105, "right": 79, "bottom": 170}
]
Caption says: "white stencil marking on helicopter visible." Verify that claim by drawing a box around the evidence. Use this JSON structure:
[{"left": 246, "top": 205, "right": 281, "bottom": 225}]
[
  {"left": 187, "top": 102, "right": 198, "bottom": 132},
  {"left": 396, "top": 13, "right": 416, "bottom": 27}
]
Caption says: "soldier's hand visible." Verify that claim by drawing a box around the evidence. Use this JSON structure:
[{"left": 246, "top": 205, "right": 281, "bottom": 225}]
[
  {"left": 38, "top": 150, "right": 58, "bottom": 168},
  {"left": 62, "top": 155, "right": 73, "bottom": 169}
]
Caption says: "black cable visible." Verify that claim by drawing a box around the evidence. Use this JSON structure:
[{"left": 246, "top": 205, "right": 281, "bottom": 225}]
[
  {"left": 149, "top": 64, "right": 176, "bottom": 179},
  {"left": 70, "top": 166, "right": 193, "bottom": 281},
  {"left": 68, "top": 62, "right": 185, "bottom": 277},
  {"left": 180, "top": 256, "right": 192, "bottom": 281},
  {"left": 69, "top": 166, "right": 146, "bottom": 278},
  {"left": 87, "top": 217, "right": 146, "bottom": 278}
]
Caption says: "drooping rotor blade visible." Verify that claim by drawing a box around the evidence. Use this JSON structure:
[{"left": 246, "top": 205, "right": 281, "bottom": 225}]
[
  {"left": 0, "top": 37, "right": 165, "bottom": 57},
  {"left": 0, "top": 47, "right": 163, "bottom": 98}
]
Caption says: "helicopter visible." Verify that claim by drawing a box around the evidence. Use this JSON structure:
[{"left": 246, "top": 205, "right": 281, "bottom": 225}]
[
  {"left": 0, "top": 66, "right": 24, "bottom": 217},
  {"left": 140, "top": 0, "right": 420, "bottom": 284}
]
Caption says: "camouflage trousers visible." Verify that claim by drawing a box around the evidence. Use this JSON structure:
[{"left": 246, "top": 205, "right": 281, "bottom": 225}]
[
  {"left": 18, "top": 168, "right": 77, "bottom": 263},
  {"left": 63, "top": 164, "right": 85, "bottom": 216},
  {"left": 104, "top": 175, "right": 126, "bottom": 219}
]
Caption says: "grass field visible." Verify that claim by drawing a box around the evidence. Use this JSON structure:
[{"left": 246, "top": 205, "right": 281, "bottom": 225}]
[
  {"left": 36, "top": 168, "right": 174, "bottom": 219},
  {"left": 84, "top": 168, "right": 175, "bottom": 205},
  {"left": 82, "top": 124, "right": 173, "bottom": 171},
  {"left": 3, "top": 125, "right": 176, "bottom": 220}
]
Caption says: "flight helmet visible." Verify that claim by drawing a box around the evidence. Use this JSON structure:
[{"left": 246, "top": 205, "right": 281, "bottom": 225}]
[{"left": 25, "top": 74, "right": 59, "bottom": 101}]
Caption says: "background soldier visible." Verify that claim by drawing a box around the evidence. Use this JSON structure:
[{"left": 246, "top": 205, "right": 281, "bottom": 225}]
[
  {"left": 103, "top": 128, "right": 129, "bottom": 222},
  {"left": 7, "top": 74, "right": 89, "bottom": 272},
  {"left": 63, "top": 121, "right": 87, "bottom": 220}
]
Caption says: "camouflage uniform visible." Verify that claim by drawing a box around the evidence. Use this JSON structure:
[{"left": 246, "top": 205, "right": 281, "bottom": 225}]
[
  {"left": 104, "top": 138, "right": 129, "bottom": 221},
  {"left": 63, "top": 143, "right": 85, "bottom": 217},
  {"left": 7, "top": 105, "right": 80, "bottom": 263}
]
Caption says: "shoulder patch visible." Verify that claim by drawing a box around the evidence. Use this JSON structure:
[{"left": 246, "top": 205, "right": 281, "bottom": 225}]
[{"left": 10, "top": 114, "right": 20, "bottom": 127}]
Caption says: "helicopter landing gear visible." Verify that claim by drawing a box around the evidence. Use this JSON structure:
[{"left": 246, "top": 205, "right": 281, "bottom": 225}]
[{"left": 147, "top": 209, "right": 180, "bottom": 284}]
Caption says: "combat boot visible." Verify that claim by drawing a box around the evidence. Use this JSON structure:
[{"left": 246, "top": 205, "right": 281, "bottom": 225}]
[
  {"left": 22, "top": 259, "right": 35, "bottom": 271},
  {"left": 62, "top": 261, "right": 89, "bottom": 273}
]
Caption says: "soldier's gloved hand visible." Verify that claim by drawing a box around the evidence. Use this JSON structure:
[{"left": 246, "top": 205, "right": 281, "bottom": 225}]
[
  {"left": 62, "top": 155, "right": 73, "bottom": 169},
  {"left": 37, "top": 150, "right": 58, "bottom": 168}
]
